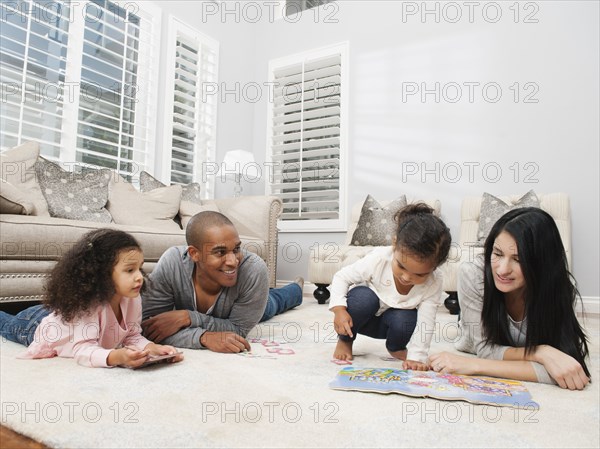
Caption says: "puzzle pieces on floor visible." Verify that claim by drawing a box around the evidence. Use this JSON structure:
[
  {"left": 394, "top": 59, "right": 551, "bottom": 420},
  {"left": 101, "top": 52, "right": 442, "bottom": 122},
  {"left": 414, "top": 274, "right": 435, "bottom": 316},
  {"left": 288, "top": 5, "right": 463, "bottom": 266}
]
[{"left": 235, "top": 339, "right": 296, "bottom": 359}]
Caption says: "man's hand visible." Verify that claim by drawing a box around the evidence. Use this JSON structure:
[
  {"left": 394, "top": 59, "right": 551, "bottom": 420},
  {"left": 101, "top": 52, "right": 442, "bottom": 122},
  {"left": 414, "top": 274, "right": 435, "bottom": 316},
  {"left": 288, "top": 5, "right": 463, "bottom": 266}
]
[
  {"left": 200, "top": 331, "right": 251, "bottom": 353},
  {"left": 142, "top": 310, "right": 191, "bottom": 343}
]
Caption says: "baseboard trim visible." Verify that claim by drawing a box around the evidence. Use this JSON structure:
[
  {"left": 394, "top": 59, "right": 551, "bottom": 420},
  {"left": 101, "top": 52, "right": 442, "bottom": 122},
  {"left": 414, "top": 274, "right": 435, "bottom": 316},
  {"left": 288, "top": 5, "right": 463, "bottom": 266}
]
[{"left": 578, "top": 296, "right": 600, "bottom": 316}]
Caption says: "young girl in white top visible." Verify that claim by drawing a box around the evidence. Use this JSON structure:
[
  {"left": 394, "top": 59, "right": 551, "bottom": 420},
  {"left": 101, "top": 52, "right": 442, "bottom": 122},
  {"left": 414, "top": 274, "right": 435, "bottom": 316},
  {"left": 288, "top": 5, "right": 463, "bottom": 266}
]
[
  {"left": 0, "top": 229, "right": 183, "bottom": 368},
  {"left": 330, "top": 203, "right": 451, "bottom": 370}
]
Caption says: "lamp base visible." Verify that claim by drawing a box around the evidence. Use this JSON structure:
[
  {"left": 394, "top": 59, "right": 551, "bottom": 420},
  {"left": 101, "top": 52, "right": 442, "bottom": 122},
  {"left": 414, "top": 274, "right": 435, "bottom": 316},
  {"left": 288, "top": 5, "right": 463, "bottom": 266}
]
[{"left": 233, "top": 182, "right": 242, "bottom": 198}]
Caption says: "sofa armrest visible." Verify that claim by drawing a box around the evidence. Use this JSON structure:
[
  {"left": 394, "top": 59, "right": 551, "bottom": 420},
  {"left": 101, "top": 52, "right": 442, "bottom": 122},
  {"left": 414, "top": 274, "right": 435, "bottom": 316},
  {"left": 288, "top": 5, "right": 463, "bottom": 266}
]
[{"left": 211, "top": 195, "right": 283, "bottom": 287}]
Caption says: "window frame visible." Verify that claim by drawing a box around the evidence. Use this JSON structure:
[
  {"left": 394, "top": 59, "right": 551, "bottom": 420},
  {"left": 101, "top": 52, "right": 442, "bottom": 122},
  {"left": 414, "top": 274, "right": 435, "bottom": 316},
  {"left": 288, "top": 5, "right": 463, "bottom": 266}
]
[
  {"left": 265, "top": 41, "right": 349, "bottom": 233},
  {"left": 160, "top": 14, "right": 219, "bottom": 199}
]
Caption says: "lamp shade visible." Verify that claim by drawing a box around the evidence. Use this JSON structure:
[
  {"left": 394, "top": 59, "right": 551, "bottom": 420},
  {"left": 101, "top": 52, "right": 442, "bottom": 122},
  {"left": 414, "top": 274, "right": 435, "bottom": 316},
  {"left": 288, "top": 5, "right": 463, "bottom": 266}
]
[{"left": 223, "top": 150, "right": 255, "bottom": 173}]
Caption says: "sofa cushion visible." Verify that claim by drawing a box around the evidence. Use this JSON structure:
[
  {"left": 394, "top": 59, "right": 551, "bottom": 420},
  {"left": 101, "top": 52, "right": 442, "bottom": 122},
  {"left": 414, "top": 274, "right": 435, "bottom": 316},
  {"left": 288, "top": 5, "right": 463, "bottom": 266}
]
[
  {"left": 0, "top": 141, "right": 49, "bottom": 216},
  {"left": 0, "top": 179, "right": 34, "bottom": 215},
  {"left": 139, "top": 171, "right": 216, "bottom": 229},
  {"left": 350, "top": 194, "right": 407, "bottom": 246},
  {"left": 0, "top": 214, "right": 186, "bottom": 262},
  {"left": 35, "top": 158, "right": 113, "bottom": 223},
  {"left": 108, "top": 174, "right": 183, "bottom": 232},
  {"left": 179, "top": 200, "right": 220, "bottom": 229},
  {"left": 476, "top": 189, "right": 540, "bottom": 245},
  {"left": 140, "top": 171, "right": 202, "bottom": 203}
]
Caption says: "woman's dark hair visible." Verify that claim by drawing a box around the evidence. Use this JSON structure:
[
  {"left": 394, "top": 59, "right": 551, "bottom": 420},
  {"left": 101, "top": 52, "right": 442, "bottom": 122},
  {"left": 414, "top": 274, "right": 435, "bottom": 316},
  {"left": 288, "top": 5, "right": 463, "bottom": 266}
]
[
  {"left": 393, "top": 202, "right": 452, "bottom": 267},
  {"left": 44, "top": 229, "right": 142, "bottom": 322},
  {"left": 481, "top": 207, "right": 590, "bottom": 377}
]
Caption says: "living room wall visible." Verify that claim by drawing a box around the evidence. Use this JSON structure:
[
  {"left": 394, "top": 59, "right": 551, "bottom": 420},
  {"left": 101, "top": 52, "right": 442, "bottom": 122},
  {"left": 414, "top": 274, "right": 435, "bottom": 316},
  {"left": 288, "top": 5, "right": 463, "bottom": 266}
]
[{"left": 162, "top": 1, "right": 599, "bottom": 301}]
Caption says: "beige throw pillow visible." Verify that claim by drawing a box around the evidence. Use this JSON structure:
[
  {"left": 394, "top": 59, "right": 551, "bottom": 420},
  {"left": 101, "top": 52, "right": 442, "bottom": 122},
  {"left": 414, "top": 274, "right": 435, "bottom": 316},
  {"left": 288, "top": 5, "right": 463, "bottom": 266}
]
[
  {"left": 179, "top": 200, "right": 220, "bottom": 230},
  {"left": 107, "top": 175, "right": 183, "bottom": 232},
  {"left": 0, "top": 141, "right": 49, "bottom": 216},
  {"left": 0, "top": 179, "right": 34, "bottom": 214},
  {"left": 139, "top": 170, "right": 215, "bottom": 229}
]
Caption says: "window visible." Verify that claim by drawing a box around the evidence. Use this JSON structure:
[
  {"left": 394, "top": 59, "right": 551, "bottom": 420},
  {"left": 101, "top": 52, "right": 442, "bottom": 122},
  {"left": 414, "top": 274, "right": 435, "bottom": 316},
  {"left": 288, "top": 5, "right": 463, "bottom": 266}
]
[
  {"left": 161, "top": 16, "right": 219, "bottom": 198},
  {"left": 1, "top": 0, "right": 161, "bottom": 180},
  {"left": 286, "top": 0, "right": 335, "bottom": 15},
  {"left": 1, "top": 0, "right": 71, "bottom": 157},
  {"left": 266, "top": 42, "right": 348, "bottom": 232}
]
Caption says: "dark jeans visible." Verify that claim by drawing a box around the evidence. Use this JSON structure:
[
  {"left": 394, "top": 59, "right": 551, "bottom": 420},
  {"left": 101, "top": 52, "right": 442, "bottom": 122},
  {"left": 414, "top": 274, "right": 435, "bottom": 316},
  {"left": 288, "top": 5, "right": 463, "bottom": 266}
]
[
  {"left": 338, "top": 286, "right": 417, "bottom": 352},
  {"left": 0, "top": 304, "right": 51, "bottom": 346}
]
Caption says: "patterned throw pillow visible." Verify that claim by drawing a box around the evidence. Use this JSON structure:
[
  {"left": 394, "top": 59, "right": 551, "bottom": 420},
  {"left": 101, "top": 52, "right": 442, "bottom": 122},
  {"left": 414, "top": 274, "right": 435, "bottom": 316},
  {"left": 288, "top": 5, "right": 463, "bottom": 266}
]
[
  {"left": 139, "top": 171, "right": 202, "bottom": 204},
  {"left": 476, "top": 190, "right": 540, "bottom": 245},
  {"left": 34, "top": 158, "right": 113, "bottom": 223},
  {"left": 350, "top": 195, "right": 408, "bottom": 246}
]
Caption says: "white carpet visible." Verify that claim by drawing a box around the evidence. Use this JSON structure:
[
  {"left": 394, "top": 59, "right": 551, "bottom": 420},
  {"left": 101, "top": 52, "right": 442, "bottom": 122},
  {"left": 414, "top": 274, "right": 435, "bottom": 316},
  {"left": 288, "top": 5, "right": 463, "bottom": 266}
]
[{"left": 1, "top": 297, "right": 599, "bottom": 448}]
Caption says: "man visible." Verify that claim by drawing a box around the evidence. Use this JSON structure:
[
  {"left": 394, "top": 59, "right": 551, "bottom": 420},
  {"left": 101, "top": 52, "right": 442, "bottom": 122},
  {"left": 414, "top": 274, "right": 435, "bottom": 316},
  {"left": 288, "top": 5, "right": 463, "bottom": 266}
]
[{"left": 141, "top": 211, "right": 303, "bottom": 352}]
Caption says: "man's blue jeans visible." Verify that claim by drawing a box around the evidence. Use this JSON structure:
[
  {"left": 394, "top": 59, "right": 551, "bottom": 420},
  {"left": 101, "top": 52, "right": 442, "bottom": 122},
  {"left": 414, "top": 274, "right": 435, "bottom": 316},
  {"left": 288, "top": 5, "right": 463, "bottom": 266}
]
[
  {"left": 260, "top": 283, "right": 303, "bottom": 322},
  {"left": 338, "top": 286, "right": 417, "bottom": 352},
  {"left": 0, "top": 304, "right": 51, "bottom": 346}
]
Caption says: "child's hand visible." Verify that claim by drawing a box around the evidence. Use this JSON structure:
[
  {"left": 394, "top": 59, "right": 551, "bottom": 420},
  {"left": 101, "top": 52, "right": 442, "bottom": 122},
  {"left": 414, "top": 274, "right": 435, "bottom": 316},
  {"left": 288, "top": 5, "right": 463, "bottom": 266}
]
[
  {"left": 403, "top": 359, "right": 428, "bottom": 371},
  {"left": 332, "top": 307, "right": 353, "bottom": 337},
  {"left": 108, "top": 347, "right": 149, "bottom": 368},
  {"left": 145, "top": 343, "right": 184, "bottom": 363}
]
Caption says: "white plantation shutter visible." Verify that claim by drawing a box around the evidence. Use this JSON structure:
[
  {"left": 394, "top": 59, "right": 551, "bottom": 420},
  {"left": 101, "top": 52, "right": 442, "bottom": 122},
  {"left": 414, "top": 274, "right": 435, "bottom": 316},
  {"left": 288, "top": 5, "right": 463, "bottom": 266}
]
[
  {"left": 267, "top": 43, "right": 348, "bottom": 231},
  {"left": 75, "top": 1, "right": 159, "bottom": 180},
  {"left": 0, "top": 0, "right": 70, "bottom": 157},
  {"left": 0, "top": 0, "right": 160, "bottom": 180},
  {"left": 163, "top": 17, "right": 218, "bottom": 198}
]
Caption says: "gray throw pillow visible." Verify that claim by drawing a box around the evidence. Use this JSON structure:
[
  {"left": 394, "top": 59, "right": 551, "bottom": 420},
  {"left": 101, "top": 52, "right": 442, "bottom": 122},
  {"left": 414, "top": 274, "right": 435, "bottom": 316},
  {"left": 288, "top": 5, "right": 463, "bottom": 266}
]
[
  {"left": 35, "top": 158, "right": 113, "bottom": 223},
  {"left": 476, "top": 190, "right": 540, "bottom": 245},
  {"left": 350, "top": 195, "right": 408, "bottom": 246},
  {"left": 140, "top": 171, "right": 202, "bottom": 204}
]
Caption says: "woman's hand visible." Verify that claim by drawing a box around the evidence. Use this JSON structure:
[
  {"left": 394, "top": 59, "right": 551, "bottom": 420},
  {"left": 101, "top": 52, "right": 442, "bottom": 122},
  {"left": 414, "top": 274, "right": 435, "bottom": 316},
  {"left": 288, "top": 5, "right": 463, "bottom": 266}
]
[
  {"left": 428, "top": 352, "right": 478, "bottom": 375},
  {"left": 332, "top": 306, "right": 353, "bottom": 337},
  {"left": 534, "top": 345, "right": 589, "bottom": 390}
]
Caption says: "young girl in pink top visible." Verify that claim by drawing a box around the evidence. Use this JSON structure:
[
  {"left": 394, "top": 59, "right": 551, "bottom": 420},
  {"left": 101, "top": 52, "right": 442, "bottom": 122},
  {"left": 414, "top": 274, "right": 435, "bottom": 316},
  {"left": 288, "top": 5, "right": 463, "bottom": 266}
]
[{"left": 0, "top": 229, "right": 183, "bottom": 368}]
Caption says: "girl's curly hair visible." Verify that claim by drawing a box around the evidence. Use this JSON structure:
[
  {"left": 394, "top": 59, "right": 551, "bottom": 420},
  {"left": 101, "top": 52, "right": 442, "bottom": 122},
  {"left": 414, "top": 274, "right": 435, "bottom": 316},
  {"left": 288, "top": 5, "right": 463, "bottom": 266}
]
[{"left": 44, "top": 229, "right": 142, "bottom": 322}]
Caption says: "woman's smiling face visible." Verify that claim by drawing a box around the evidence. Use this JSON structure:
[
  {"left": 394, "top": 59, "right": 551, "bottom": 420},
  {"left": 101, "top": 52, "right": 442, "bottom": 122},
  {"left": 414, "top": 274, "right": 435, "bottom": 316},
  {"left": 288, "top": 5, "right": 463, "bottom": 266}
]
[{"left": 490, "top": 231, "right": 526, "bottom": 295}]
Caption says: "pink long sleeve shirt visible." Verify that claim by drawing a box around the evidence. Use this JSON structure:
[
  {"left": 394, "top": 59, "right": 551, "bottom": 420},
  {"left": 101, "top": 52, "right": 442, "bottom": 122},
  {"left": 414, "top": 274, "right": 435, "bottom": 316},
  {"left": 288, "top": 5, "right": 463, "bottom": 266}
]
[{"left": 19, "top": 296, "right": 151, "bottom": 367}]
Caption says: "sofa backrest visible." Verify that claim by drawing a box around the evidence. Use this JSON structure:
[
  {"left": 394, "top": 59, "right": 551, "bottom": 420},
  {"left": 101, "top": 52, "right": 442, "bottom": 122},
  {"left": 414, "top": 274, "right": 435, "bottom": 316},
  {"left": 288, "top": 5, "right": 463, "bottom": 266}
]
[
  {"left": 459, "top": 192, "right": 571, "bottom": 268},
  {"left": 343, "top": 198, "right": 442, "bottom": 246}
]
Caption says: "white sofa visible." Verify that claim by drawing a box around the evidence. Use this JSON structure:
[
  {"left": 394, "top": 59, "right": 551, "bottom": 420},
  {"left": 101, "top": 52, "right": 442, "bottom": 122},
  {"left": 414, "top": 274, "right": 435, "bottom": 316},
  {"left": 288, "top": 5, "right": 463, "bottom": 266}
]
[
  {"left": 307, "top": 193, "right": 571, "bottom": 315},
  {"left": 0, "top": 142, "right": 283, "bottom": 304},
  {"left": 441, "top": 192, "right": 571, "bottom": 314},
  {"left": 307, "top": 198, "right": 448, "bottom": 304},
  {"left": 450, "top": 191, "right": 572, "bottom": 279}
]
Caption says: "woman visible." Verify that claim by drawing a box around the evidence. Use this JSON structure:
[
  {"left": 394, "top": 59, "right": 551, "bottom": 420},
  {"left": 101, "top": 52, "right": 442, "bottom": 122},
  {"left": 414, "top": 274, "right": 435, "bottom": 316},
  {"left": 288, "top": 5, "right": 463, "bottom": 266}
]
[{"left": 430, "top": 207, "right": 590, "bottom": 390}]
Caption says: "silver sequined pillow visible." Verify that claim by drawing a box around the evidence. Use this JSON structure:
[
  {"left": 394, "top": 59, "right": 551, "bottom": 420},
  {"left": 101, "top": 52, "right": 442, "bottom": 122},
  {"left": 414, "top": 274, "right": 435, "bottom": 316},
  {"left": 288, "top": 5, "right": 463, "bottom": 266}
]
[
  {"left": 476, "top": 190, "right": 540, "bottom": 245},
  {"left": 140, "top": 171, "right": 202, "bottom": 204},
  {"left": 350, "top": 195, "right": 408, "bottom": 246},
  {"left": 35, "top": 158, "right": 113, "bottom": 223}
]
